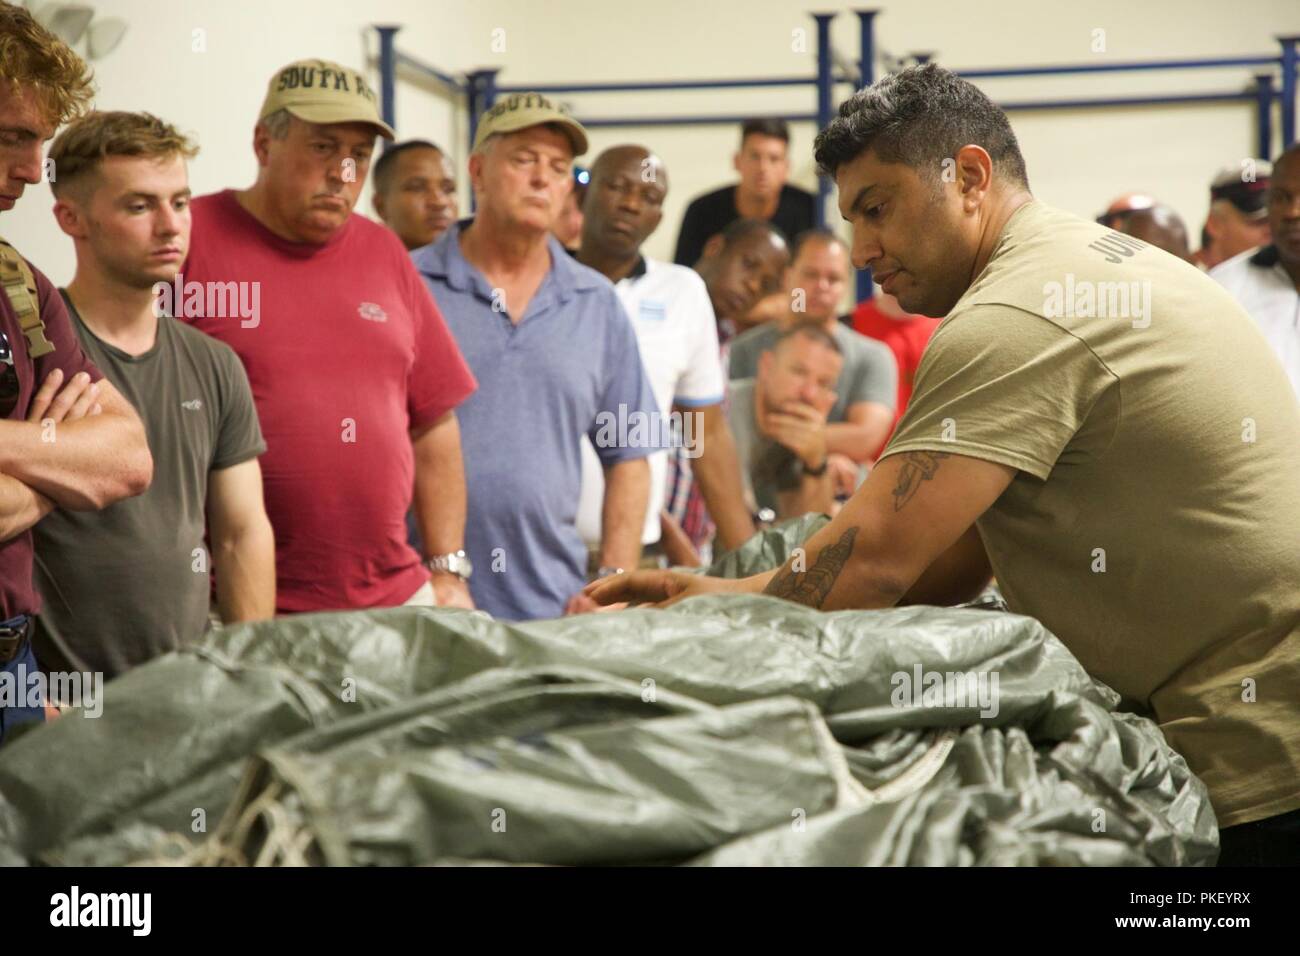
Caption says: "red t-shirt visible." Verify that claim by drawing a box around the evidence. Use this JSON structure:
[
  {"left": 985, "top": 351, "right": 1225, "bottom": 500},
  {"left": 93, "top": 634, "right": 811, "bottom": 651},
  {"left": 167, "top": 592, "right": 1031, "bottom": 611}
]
[
  {"left": 1, "top": 261, "right": 102, "bottom": 619},
  {"left": 850, "top": 299, "right": 941, "bottom": 419},
  {"left": 181, "top": 191, "right": 476, "bottom": 612}
]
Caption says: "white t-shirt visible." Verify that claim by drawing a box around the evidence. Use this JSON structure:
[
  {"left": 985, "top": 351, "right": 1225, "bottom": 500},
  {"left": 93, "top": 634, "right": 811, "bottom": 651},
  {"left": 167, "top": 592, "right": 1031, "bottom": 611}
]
[
  {"left": 577, "top": 258, "right": 725, "bottom": 547},
  {"left": 1210, "top": 245, "right": 1300, "bottom": 401}
]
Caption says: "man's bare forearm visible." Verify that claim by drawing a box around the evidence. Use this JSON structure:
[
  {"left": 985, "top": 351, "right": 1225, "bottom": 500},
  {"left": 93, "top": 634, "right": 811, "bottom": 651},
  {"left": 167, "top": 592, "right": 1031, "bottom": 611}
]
[
  {"left": 214, "top": 518, "right": 276, "bottom": 622},
  {"left": 411, "top": 412, "right": 467, "bottom": 557},
  {"left": 0, "top": 472, "right": 55, "bottom": 542},
  {"left": 686, "top": 405, "right": 755, "bottom": 551},
  {"left": 600, "top": 457, "right": 649, "bottom": 570},
  {"left": 0, "top": 401, "right": 150, "bottom": 510}
]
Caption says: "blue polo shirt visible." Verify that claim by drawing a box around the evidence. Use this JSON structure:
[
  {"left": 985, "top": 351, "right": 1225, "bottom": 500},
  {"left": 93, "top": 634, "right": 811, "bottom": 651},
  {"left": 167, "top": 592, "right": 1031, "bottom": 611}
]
[{"left": 413, "top": 221, "right": 660, "bottom": 621}]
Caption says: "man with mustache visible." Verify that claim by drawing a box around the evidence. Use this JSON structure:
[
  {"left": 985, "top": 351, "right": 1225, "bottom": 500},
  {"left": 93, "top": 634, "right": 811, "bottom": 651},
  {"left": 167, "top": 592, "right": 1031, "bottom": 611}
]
[
  {"left": 180, "top": 59, "right": 478, "bottom": 614},
  {"left": 591, "top": 65, "right": 1300, "bottom": 865}
]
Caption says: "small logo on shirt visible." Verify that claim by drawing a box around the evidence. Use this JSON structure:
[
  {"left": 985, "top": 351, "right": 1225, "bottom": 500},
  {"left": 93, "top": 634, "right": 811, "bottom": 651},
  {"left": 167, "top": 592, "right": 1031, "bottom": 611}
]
[
  {"left": 181, "top": 399, "right": 202, "bottom": 411},
  {"left": 638, "top": 300, "right": 667, "bottom": 322},
  {"left": 358, "top": 302, "right": 388, "bottom": 323}
]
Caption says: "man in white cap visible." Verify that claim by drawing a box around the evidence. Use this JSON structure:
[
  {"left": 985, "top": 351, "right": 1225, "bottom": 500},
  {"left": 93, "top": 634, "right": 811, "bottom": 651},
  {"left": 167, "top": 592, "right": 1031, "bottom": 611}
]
[
  {"left": 415, "top": 93, "right": 659, "bottom": 621},
  {"left": 180, "top": 59, "right": 479, "bottom": 614}
]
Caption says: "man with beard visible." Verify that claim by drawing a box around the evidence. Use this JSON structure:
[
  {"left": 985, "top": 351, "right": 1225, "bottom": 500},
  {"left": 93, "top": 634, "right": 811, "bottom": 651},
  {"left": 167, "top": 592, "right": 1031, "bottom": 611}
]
[{"left": 590, "top": 65, "right": 1300, "bottom": 865}]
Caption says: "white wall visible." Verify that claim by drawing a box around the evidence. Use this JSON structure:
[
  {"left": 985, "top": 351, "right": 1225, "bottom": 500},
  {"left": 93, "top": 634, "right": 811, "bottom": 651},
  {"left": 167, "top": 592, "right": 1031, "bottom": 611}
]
[{"left": 9, "top": 0, "right": 1300, "bottom": 283}]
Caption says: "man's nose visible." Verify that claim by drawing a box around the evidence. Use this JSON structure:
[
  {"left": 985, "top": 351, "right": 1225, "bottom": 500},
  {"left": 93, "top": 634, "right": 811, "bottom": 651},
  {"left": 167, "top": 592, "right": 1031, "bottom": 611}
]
[{"left": 11, "top": 143, "right": 45, "bottom": 184}]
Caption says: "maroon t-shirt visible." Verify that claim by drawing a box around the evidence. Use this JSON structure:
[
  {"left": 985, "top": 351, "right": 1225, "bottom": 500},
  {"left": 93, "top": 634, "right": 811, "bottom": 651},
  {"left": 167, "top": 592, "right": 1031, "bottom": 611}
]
[
  {"left": 181, "top": 191, "right": 477, "bottom": 612},
  {"left": 0, "top": 260, "right": 102, "bottom": 619}
]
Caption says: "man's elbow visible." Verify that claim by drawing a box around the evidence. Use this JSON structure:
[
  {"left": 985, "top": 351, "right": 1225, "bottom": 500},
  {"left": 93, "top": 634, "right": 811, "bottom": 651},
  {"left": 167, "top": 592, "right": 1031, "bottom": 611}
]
[{"left": 91, "top": 423, "right": 153, "bottom": 509}]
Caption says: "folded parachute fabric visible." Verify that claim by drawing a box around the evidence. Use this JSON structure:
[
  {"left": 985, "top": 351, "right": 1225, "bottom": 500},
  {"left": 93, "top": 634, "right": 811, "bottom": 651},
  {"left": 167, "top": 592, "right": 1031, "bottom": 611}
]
[{"left": 0, "top": 519, "right": 1219, "bottom": 866}]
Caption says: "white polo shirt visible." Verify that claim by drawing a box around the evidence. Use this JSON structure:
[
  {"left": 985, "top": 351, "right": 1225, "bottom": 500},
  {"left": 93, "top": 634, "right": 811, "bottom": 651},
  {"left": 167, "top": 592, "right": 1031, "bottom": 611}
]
[
  {"left": 577, "top": 257, "right": 725, "bottom": 547},
  {"left": 1210, "top": 245, "right": 1300, "bottom": 401}
]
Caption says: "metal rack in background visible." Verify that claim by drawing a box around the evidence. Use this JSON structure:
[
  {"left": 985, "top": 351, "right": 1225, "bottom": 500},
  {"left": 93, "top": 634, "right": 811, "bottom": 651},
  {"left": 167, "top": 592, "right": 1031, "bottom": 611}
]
[{"left": 373, "top": 9, "right": 1299, "bottom": 302}]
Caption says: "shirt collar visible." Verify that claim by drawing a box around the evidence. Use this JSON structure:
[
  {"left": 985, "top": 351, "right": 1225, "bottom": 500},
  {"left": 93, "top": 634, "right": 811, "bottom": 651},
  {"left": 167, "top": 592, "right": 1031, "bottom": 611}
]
[{"left": 415, "top": 218, "right": 603, "bottom": 305}]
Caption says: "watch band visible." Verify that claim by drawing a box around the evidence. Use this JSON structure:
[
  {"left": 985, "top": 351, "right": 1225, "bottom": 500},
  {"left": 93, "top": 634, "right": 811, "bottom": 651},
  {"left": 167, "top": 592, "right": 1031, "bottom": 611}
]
[{"left": 803, "top": 457, "right": 829, "bottom": 477}]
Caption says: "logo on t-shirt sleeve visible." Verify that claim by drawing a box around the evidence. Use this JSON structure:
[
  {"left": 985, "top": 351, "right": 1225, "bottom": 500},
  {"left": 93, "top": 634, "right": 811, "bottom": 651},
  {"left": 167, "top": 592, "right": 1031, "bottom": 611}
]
[{"left": 358, "top": 302, "right": 388, "bottom": 323}]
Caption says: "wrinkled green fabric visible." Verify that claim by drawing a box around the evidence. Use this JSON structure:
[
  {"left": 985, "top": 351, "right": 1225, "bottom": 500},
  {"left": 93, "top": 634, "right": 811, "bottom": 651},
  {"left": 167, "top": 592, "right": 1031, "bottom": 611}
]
[{"left": 0, "top": 520, "right": 1219, "bottom": 866}]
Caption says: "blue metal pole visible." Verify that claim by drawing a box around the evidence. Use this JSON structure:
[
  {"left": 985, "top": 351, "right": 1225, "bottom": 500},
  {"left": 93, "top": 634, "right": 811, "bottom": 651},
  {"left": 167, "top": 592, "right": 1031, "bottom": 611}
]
[
  {"left": 813, "top": 12, "right": 835, "bottom": 230},
  {"left": 1279, "top": 36, "right": 1299, "bottom": 146},
  {"left": 855, "top": 9, "right": 879, "bottom": 301},
  {"left": 1255, "top": 73, "right": 1275, "bottom": 160},
  {"left": 857, "top": 9, "right": 877, "bottom": 89},
  {"left": 376, "top": 25, "right": 399, "bottom": 148},
  {"left": 481, "top": 68, "right": 501, "bottom": 110}
]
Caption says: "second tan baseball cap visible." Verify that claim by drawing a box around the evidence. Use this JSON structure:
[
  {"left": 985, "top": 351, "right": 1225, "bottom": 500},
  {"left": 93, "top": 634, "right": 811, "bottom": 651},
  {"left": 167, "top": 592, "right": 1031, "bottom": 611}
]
[
  {"left": 259, "top": 58, "right": 396, "bottom": 140},
  {"left": 472, "top": 92, "right": 588, "bottom": 156}
]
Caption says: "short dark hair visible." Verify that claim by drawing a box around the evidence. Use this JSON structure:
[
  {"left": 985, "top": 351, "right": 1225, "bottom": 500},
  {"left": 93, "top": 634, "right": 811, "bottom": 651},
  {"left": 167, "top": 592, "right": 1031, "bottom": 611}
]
[
  {"left": 372, "top": 139, "right": 444, "bottom": 194},
  {"left": 814, "top": 64, "right": 1029, "bottom": 190},
  {"left": 741, "top": 118, "right": 790, "bottom": 146},
  {"left": 771, "top": 321, "right": 842, "bottom": 356},
  {"left": 720, "top": 217, "right": 788, "bottom": 250},
  {"left": 790, "top": 227, "right": 845, "bottom": 263}
]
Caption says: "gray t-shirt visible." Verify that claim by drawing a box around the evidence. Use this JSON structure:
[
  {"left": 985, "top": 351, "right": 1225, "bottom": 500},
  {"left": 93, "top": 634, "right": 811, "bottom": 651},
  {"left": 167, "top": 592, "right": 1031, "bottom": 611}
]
[
  {"left": 725, "top": 378, "right": 803, "bottom": 514},
  {"left": 32, "top": 295, "right": 265, "bottom": 678},
  {"left": 728, "top": 320, "right": 898, "bottom": 422}
]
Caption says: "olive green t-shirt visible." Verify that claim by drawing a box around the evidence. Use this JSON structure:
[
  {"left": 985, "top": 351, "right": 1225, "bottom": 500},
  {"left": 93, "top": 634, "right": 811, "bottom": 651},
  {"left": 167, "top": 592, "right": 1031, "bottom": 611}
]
[
  {"left": 32, "top": 295, "right": 265, "bottom": 680},
  {"left": 883, "top": 200, "right": 1300, "bottom": 828}
]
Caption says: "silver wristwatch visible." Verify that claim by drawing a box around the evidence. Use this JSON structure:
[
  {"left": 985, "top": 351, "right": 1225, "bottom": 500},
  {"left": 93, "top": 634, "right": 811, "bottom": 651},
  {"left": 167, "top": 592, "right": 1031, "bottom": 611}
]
[{"left": 424, "top": 550, "right": 473, "bottom": 580}]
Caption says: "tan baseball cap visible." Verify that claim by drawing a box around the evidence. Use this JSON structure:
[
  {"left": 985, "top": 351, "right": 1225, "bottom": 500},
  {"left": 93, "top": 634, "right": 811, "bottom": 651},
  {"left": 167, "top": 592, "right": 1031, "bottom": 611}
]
[
  {"left": 472, "top": 92, "right": 588, "bottom": 156},
  {"left": 258, "top": 58, "right": 396, "bottom": 140}
]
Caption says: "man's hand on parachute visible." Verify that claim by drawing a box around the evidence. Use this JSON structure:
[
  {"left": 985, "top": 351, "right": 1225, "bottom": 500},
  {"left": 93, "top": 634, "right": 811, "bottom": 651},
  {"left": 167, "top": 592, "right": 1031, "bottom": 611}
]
[{"left": 583, "top": 569, "right": 750, "bottom": 609}]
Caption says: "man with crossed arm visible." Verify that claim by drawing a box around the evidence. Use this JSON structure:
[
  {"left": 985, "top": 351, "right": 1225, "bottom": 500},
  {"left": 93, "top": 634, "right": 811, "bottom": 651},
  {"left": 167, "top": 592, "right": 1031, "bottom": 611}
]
[
  {"left": 590, "top": 65, "right": 1300, "bottom": 866},
  {"left": 0, "top": 1, "right": 152, "bottom": 741}
]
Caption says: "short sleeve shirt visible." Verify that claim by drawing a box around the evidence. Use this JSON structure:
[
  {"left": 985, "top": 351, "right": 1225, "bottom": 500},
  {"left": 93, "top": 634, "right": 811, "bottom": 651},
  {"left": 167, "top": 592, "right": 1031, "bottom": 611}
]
[
  {"left": 884, "top": 200, "right": 1300, "bottom": 828},
  {"left": 576, "top": 257, "right": 725, "bottom": 547},
  {"left": 1209, "top": 245, "right": 1300, "bottom": 400},
  {"left": 180, "top": 191, "right": 476, "bottom": 613},
  {"left": 414, "top": 222, "right": 660, "bottom": 621},
  {"left": 33, "top": 297, "right": 265, "bottom": 677}
]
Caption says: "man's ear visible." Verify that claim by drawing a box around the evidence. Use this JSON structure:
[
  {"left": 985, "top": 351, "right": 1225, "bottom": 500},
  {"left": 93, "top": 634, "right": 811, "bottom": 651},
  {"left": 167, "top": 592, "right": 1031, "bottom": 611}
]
[
  {"left": 701, "top": 233, "right": 726, "bottom": 260},
  {"left": 251, "top": 123, "right": 273, "bottom": 167},
  {"left": 372, "top": 189, "right": 387, "bottom": 220},
  {"left": 51, "top": 197, "right": 88, "bottom": 240},
  {"left": 757, "top": 349, "right": 773, "bottom": 379},
  {"left": 732, "top": 151, "right": 742, "bottom": 175}
]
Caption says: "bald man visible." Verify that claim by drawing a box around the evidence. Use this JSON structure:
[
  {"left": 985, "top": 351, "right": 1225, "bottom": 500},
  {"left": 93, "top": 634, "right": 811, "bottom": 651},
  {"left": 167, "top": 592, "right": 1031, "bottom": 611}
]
[
  {"left": 575, "top": 146, "right": 755, "bottom": 559},
  {"left": 1108, "top": 203, "right": 1193, "bottom": 263}
]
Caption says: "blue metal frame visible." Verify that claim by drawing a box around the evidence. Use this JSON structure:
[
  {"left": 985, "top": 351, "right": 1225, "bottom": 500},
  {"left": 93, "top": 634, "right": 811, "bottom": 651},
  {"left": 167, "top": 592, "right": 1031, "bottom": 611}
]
[{"left": 373, "top": 9, "right": 1297, "bottom": 304}]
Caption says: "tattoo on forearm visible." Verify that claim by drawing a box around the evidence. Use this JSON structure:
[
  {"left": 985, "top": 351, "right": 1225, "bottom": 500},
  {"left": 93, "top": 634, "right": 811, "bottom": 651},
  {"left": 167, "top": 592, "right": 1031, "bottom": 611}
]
[
  {"left": 762, "top": 527, "right": 858, "bottom": 608},
  {"left": 891, "top": 452, "right": 950, "bottom": 512}
]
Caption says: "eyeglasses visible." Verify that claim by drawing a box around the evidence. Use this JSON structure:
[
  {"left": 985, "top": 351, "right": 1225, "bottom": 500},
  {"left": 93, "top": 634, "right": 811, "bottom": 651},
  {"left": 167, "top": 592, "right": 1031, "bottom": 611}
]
[{"left": 0, "top": 331, "right": 19, "bottom": 419}]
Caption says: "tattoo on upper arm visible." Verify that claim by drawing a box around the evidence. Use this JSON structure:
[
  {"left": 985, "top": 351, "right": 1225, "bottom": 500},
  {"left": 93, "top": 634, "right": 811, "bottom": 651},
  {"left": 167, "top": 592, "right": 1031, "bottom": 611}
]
[
  {"left": 891, "top": 451, "right": 950, "bottom": 512},
  {"left": 762, "top": 527, "right": 858, "bottom": 609}
]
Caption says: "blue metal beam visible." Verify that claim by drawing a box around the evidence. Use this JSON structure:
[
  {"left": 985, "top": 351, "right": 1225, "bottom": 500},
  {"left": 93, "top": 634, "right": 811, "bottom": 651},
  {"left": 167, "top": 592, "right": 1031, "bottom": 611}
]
[
  {"left": 1256, "top": 73, "right": 1276, "bottom": 159},
  {"left": 814, "top": 12, "right": 836, "bottom": 229},
  {"left": 855, "top": 9, "right": 879, "bottom": 301},
  {"left": 958, "top": 55, "right": 1278, "bottom": 79},
  {"left": 576, "top": 113, "right": 819, "bottom": 129},
  {"left": 1280, "top": 35, "right": 1299, "bottom": 146},
  {"left": 376, "top": 25, "right": 399, "bottom": 143}
]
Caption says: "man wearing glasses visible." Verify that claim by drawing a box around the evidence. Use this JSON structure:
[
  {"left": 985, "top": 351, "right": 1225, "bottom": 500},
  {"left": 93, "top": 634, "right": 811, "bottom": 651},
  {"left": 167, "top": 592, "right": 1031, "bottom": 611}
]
[{"left": 0, "top": 2, "right": 153, "bottom": 743}]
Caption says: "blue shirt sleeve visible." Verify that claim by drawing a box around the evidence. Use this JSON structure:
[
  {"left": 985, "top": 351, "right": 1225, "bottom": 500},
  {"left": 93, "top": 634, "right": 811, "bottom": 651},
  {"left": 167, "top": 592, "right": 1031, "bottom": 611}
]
[{"left": 588, "top": 288, "right": 665, "bottom": 466}]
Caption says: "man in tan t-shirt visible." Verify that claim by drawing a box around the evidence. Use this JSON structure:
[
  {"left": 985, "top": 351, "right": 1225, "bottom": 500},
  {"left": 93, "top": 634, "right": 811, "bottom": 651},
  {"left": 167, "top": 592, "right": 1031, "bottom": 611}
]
[{"left": 589, "top": 65, "right": 1300, "bottom": 864}]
